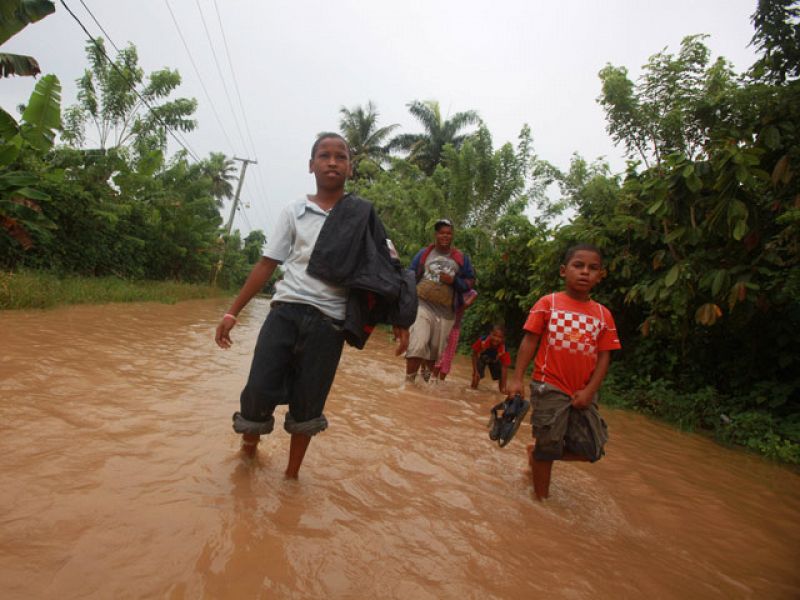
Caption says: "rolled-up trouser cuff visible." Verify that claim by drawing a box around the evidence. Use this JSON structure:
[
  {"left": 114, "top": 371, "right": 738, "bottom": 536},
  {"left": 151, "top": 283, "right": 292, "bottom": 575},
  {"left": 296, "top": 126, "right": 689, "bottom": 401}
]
[
  {"left": 232, "top": 412, "right": 275, "bottom": 435},
  {"left": 284, "top": 412, "right": 328, "bottom": 436}
]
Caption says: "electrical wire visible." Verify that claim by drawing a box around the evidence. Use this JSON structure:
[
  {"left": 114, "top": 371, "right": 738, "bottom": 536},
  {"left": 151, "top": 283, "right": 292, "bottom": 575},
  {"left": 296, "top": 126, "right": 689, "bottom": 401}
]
[
  {"left": 59, "top": 0, "right": 201, "bottom": 162},
  {"left": 78, "top": 0, "right": 200, "bottom": 156},
  {"left": 69, "top": 0, "right": 272, "bottom": 237},
  {"left": 193, "top": 0, "right": 249, "bottom": 157},
  {"left": 208, "top": 0, "right": 275, "bottom": 235},
  {"left": 211, "top": 0, "right": 260, "bottom": 162},
  {"left": 77, "top": 0, "right": 199, "bottom": 157},
  {"left": 163, "top": 0, "right": 237, "bottom": 157},
  {"left": 240, "top": 176, "right": 272, "bottom": 235}
]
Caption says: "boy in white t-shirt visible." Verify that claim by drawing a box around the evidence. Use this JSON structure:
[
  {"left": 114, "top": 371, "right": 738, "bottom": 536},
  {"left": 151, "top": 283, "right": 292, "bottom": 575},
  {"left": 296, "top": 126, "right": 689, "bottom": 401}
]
[{"left": 215, "top": 133, "right": 409, "bottom": 479}]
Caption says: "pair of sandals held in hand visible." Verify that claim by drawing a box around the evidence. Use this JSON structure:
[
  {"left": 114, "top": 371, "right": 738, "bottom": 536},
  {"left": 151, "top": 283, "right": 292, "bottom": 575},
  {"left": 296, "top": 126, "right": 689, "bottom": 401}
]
[{"left": 488, "top": 394, "right": 531, "bottom": 447}]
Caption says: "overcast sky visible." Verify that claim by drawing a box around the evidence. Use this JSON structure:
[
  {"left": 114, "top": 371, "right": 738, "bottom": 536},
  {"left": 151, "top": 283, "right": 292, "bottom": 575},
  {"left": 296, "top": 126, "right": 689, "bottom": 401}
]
[{"left": 3, "top": 0, "right": 760, "bottom": 238}]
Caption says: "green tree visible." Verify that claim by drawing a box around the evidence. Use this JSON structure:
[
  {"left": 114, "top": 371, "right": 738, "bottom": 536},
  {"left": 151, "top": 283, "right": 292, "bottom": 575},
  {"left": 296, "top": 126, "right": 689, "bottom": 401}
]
[
  {"left": 243, "top": 230, "right": 266, "bottom": 264},
  {"left": 0, "top": 1, "right": 60, "bottom": 255},
  {"left": 203, "top": 152, "right": 236, "bottom": 207},
  {"left": 391, "top": 100, "right": 479, "bottom": 175},
  {"left": 338, "top": 101, "right": 398, "bottom": 179},
  {"left": 749, "top": 0, "right": 800, "bottom": 83},
  {"left": 551, "top": 20, "right": 800, "bottom": 461},
  {"left": 61, "top": 39, "right": 196, "bottom": 159},
  {"left": 438, "top": 124, "right": 532, "bottom": 230},
  {"left": 598, "top": 35, "right": 738, "bottom": 167}
]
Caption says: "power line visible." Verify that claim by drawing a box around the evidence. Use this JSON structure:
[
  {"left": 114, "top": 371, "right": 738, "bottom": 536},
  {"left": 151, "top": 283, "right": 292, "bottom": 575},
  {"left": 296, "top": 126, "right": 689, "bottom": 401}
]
[
  {"left": 59, "top": 0, "right": 201, "bottom": 162},
  {"left": 211, "top": 0, "right": 260, "bottom": 161},
  {"left": 242, "top": 165, "right": 274, "bottom": 233},
  {"left": 238, "top": 203, "right": 253, "bottom": 231},
  {"left": 76, "top": 0, "right": 199, "bottom": 158},
  {"left": 75, "top": 0, "right": 199, "bottom": 156},
  {"left": 166, "top": 0, "right": 274, "bottom": 236},
  {"left": 162, "top": 0, "right": 237, "bottom": 157},
  {"left": 208, "top": 0, "right": 275, "bottom": 235},
  {"left": 193, "top": 0, "right": 249, "bottom": 157},
  {"left": 240, "top": 175, "right": 272, "bottom": 235},
  {"left": 78, "top": 0, "right": 121, "bottom": 53},
  {"left": 73, "top": 0, "right": 274, "bottom": 237}
]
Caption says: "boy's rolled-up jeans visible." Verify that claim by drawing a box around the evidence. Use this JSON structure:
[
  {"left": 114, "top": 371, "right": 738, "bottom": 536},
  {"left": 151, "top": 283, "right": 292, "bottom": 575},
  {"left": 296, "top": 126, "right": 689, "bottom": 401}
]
[{"left": 233, "top": 302, "right": 345, "bottom": 437}]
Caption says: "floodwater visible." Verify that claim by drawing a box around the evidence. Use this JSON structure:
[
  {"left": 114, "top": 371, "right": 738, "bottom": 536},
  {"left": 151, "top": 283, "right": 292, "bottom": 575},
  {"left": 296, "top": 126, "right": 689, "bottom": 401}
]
[{"left": 1, "top": 297, "right": 798, "bottom": 599}]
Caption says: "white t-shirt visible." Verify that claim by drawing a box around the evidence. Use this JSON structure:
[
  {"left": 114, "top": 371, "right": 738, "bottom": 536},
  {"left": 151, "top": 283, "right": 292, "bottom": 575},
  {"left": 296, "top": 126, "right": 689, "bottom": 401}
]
[{"left": 262, "top": 197, "right": 347, "bottom": 320}]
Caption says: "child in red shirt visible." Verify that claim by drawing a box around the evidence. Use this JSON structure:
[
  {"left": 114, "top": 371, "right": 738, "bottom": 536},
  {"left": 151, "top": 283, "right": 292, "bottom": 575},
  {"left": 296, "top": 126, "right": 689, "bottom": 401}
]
[
  {"left": 507, "top": 244, "right": 621, "bottom": 500},
  {"left": 470, "top": 324, "right": 511, "bottom": 393}
]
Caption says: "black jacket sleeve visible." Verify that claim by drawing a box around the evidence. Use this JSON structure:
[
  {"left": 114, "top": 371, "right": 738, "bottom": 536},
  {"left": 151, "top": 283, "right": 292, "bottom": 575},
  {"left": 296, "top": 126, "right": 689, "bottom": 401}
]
[{"left": 307, "top": 194, "right": 418, "bottom": 348}]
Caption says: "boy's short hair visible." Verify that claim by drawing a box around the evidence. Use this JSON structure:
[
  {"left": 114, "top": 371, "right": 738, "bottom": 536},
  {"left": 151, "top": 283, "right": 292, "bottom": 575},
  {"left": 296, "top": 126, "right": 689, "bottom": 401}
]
[
  {"left": 563, "top": 243, "right": 603, "bottom": 265},
  {"left": 311, "top": 133, "right": 352, "bottom": 159}
]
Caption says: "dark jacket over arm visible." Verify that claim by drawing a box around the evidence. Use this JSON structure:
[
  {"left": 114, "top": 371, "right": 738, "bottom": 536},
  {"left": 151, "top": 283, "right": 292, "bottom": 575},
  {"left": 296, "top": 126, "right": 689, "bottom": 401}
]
[{"left": 307, "top": 194, "right": 418, "bottom": 349}]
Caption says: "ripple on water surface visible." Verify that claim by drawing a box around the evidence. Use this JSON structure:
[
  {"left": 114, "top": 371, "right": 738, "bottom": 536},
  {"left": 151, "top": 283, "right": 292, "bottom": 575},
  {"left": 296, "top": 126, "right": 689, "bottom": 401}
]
[{"left": 0, "top": 297, "right": 798, "bottom": 599}]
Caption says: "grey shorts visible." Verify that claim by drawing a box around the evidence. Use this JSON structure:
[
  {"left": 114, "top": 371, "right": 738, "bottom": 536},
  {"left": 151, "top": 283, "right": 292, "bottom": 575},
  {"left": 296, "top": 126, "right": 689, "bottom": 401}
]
[
  {"left": 406, "top": 301, "right": 455, "bottom": 362},
  {"left": 530, "top": 381, "right": 607, "bottom": 462}
]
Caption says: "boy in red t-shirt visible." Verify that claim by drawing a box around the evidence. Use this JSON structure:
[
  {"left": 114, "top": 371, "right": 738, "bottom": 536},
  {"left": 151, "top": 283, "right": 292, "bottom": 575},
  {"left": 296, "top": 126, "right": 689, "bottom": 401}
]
[
  {"left": 507, "top": 244, "right": 621, "bottom": 500},
  {"left": 471, "top": 325, "right": 511, "bottom": 393}
]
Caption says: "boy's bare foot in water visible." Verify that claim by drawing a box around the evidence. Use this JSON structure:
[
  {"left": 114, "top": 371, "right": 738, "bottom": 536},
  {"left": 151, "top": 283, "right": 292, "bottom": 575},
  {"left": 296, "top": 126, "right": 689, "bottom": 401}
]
[
  {"left": 526, "top": 440, "right": 552, "bottom": 501},
  {"left": 284, "top": 433, "right": 311, "bottom": 479},
  {"left": 241, "top": 434, "right": 260, "bottom": 458}
]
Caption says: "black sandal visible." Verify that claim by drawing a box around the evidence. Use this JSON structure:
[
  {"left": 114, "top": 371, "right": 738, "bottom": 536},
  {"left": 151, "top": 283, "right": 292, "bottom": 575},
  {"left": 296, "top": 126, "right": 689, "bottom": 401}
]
[{"left": 489, "top": 394, "right": 530, "bottom": 447}]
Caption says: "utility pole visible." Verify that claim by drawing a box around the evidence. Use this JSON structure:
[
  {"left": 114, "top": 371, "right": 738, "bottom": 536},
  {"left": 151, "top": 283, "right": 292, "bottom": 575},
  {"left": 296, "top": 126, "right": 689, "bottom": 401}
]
[{"left": 212, "top": 156, "right": 257, "bottom": 286}]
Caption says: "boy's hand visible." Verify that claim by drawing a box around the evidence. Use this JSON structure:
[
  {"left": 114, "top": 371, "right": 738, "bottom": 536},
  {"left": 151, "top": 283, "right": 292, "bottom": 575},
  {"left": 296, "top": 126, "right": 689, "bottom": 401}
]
[
  {"left": 215, "top": 317, "right": 235, "bottom": 349},
  {"left": 506, "top": 378, "right": 524, "bottom": 399},
  {"left": 571, "top": 389, "right": 593, "bottom": 409},
  {"left": 393, "top": 326, "right": 409, "bottom": 356},
  {"left": 471, "top": 371, "right": 480, "bottom": 388}
]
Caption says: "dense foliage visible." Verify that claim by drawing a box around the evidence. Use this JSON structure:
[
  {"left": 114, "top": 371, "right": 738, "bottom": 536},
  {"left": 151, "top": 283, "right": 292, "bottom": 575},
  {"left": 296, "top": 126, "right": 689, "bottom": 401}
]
[
  {"left": 1, "top": 0, "right": 797, "bottom": 461},
  {"left": 0, "top": 15, "right": 259, "bottom": 288},
  {"left": 351, "top": 2, "right": 800, "bottom": 463}
]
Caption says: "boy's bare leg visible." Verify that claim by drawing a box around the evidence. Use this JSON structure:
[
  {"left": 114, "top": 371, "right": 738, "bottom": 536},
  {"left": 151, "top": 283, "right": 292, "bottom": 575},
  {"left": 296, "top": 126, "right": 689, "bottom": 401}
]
[
  {"left": 531, "top": 458, "right": 553, "bottom": 500},
  {"left": 285, "top": 433, "right": 312, "bottom": 479},
  {"left": 405, "top": 357, "right": 422, "bottom": 380},
  {"left": 241, "top": 433, "right": 260, "bottom": 458}
]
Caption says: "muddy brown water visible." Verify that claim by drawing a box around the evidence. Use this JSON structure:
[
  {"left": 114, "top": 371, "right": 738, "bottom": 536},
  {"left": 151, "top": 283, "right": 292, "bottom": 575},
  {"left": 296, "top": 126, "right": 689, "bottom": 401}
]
[{"left": 1, "top": 297, "right": 798, "bottom": 599}]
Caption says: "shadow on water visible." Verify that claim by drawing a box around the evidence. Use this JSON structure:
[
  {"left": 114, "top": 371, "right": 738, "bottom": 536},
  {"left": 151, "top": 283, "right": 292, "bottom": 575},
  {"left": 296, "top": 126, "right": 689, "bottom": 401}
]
[{"left": 0, "top": 297, "right": 798, "bottom": 599}]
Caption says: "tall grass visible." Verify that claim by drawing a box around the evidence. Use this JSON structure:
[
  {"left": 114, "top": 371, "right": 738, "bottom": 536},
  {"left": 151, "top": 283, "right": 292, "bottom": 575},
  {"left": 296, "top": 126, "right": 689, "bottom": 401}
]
[{"left": 0, "top": 270, "right": 230, "bottom": 310}]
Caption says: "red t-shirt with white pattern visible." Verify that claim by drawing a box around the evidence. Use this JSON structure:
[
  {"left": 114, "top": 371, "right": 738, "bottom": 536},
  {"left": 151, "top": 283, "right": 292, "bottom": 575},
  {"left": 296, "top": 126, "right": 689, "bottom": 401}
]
[{"left": 523, "top": 291, "right": 621, "bottom": 396}]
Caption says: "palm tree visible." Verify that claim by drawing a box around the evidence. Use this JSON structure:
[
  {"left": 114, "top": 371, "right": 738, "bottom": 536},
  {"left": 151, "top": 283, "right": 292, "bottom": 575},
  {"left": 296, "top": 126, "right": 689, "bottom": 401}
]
[
  {"left": 391, "top": 100, "right": 480, "bottom": 175},
  {"left": 203, "top": 152, "right": 236, "bottom": 208},
  {"left": 338, "top": 102, "right": 399, "bottom": 178}
]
